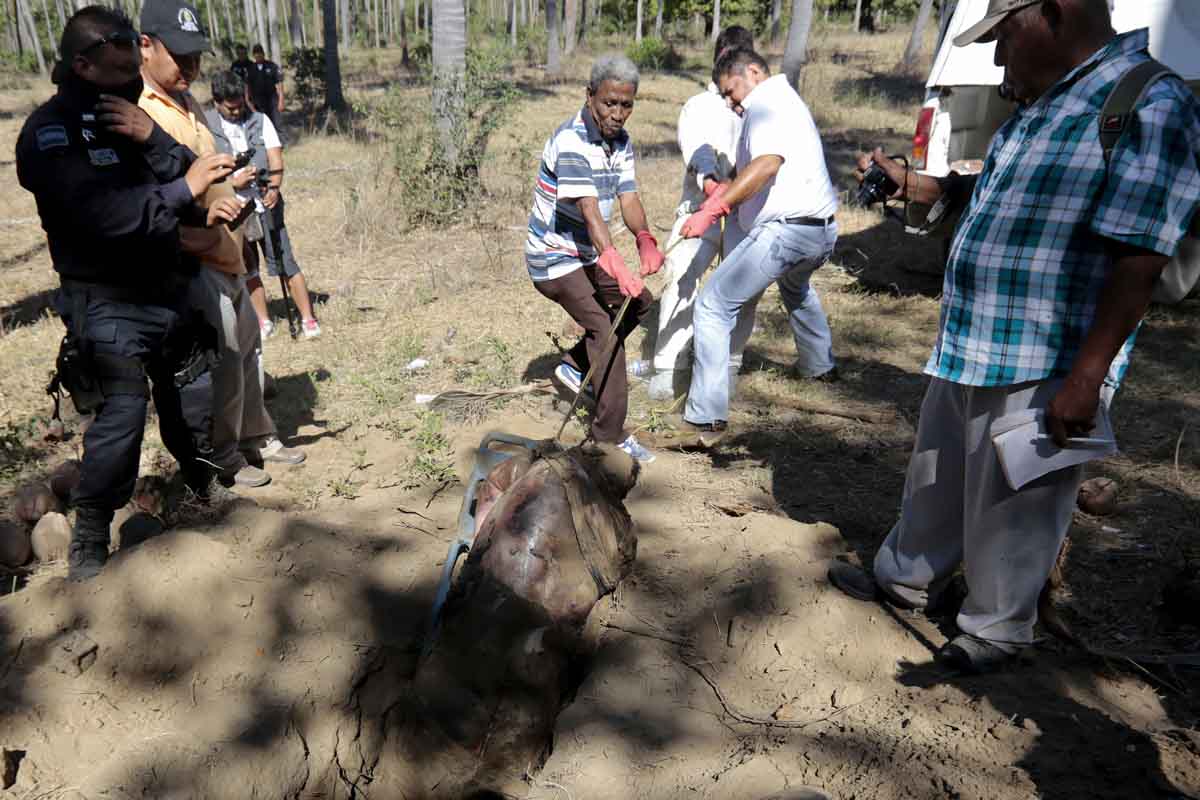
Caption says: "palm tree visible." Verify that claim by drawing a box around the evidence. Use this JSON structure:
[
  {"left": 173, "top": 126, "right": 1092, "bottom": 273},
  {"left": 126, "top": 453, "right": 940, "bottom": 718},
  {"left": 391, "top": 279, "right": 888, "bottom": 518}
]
[
  {"left": 899, "top": 0, "right": 936, "bottom": 71},
  {"left": 432, "top": 0, "right": 466, "bottom": 167},
  {"left": 546, "top": 0, "right": 561, "bottom": 76},
  {"left": 321, "top": 0, "right": 347, "bottom": 116},
  {"left": 709, "top": 0, "right": 719, "bottom": 43},
  {"left": 563, "top": 0, "right": 578, "bottom": 54},
  {"left": 634, "top": 0, "right": 641, "bottom": 42},
  {"left": 782, "top": 0, "right": 813, "bottom": 89},
  {"left": 267, "top": 0, "right": 282, "bottom": 62}
]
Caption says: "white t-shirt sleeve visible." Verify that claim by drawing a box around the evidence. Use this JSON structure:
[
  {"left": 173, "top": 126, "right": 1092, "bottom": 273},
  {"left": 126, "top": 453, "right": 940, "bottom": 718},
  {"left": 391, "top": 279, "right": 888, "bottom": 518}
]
[
  {"left": 745, "top": 106, "right": 790, "bottom": 163},
  {"left": 260, "top": 113, "right": 282, "bottom": 149}
]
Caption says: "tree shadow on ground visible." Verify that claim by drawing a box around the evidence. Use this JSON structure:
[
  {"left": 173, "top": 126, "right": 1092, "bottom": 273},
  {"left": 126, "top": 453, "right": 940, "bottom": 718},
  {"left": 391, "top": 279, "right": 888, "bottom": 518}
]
[
  {"left": 896, "top": 658, "right": 1192, "bottom": 799},
  {"left": 265, "top": 367, "right": 347, "bottom": 446},
  {"left": 834, "top": 70, "right": 927, "bottom": 111}
]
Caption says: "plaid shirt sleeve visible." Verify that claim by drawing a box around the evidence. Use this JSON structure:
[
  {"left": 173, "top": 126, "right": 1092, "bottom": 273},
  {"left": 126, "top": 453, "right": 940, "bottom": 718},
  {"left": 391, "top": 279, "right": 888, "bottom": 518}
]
[{"left": 1091, "top": 79, "right": 1200, "bottom": 256}]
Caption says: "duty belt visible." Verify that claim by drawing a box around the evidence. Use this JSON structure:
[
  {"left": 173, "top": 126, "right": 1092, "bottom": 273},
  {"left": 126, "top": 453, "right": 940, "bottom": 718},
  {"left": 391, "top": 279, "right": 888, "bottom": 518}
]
[{"left": 59, "top": 278, "right": 172, "bottom": 306}]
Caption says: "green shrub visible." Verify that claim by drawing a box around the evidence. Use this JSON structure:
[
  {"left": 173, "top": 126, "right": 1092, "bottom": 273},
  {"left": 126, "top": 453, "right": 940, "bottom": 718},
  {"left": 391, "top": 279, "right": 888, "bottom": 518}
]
[
  {"left": 370, "top": 44, "right": 520, "bottom": 225},
  {"left": 626, "top": 37, "right": 682, "bottom": 72},
  {"left": 284, "top": 48, "right": 328, "bottom": 130}
]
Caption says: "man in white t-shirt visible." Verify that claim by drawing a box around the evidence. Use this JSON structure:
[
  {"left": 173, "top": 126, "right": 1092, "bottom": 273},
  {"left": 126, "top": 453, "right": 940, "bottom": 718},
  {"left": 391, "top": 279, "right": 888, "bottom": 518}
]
[
  {"left": 677, "top": 47, "right": 839, "bottom": 445},
  {"left": 206, "top": 69, "right": 320, "bottom": 340},
  {"left": 642, "top": 25, "right": 760, "bottom": 403}
]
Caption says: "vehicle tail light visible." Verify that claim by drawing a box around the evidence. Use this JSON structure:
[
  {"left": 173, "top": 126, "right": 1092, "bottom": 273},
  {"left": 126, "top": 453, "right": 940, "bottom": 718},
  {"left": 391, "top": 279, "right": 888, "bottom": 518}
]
[{"left": 912, "top": 106, "right": 935, "bottom": 170}]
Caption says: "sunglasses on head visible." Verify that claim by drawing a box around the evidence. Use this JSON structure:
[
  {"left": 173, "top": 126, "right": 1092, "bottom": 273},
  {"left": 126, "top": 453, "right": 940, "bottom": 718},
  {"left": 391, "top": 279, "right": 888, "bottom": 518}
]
[{"left": 79, "top": 29, "right": 139, "bottom": 55}]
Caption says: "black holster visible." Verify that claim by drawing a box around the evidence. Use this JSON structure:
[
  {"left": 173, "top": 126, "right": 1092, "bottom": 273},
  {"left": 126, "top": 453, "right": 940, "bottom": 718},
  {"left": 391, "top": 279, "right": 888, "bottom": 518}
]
[{"left": 51, "top": 333, "right": 104, "bottom": 415}]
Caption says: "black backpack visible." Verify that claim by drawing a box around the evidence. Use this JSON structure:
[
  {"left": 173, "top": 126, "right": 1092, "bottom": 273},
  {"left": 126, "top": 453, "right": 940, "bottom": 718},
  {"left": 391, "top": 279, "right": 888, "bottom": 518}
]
[{"left": 1099, "top": 58, "right": 1200, "bottom": 303}]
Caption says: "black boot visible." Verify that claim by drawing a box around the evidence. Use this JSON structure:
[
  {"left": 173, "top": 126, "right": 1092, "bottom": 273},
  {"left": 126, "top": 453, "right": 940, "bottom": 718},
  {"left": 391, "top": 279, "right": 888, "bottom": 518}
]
[{"left": 68, "top": 508, "right": 111, "bottom": 581}]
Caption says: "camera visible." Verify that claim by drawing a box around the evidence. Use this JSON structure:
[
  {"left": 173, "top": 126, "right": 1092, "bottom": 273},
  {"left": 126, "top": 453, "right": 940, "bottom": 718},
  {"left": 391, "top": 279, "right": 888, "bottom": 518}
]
[
  {"left": 214, "top": 148, "right": 256, "bottom": 184},
  {"left": 853, "top": 154, "right": 905, "bottom": 207}
]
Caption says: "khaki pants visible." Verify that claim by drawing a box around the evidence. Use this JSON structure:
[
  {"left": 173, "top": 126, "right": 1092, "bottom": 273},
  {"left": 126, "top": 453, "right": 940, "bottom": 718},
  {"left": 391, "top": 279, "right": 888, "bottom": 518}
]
[
  {"left": 873, "top": 377, "right": 1111, "bottom": 650},
  {"left": 193, "top": 269, "right": 276, "bottom": 470}
]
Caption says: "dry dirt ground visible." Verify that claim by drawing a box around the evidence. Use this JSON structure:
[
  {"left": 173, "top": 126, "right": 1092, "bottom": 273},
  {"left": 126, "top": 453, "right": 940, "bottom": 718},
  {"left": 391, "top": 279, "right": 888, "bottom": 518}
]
[{"left": 0, "top": 26, "right": 1198, "bottom": 800}]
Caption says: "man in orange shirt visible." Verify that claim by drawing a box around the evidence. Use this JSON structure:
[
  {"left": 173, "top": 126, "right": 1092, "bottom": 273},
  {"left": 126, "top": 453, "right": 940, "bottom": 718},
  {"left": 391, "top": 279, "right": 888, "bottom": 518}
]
[{"left": 137, "top": 0, "right": 304, "bottom": 488}]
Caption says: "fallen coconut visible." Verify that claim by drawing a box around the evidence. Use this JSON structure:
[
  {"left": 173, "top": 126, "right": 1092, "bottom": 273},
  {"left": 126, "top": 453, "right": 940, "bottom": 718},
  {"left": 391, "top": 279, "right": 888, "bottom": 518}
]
[
  {"left": 48, "top": 460, "right": 82, "bottom": 504},
  {"left": 31, "top": 512, "right": 71, "bottom": 562},
  {"left": 14, "top": 483, "right": 63, "bottom": 525},
  {"left": 0, "top": 518, "right": 32, "bottom": 568},
  {"left": 1078, "top": 477, "right": 1118, "bottom": 516}
]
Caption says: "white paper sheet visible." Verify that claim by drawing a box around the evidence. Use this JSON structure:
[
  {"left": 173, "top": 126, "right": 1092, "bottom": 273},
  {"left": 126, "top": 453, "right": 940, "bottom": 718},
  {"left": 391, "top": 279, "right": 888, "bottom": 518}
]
[{"left": 990, "top": 406, "right": 1117, "bottom": 491}]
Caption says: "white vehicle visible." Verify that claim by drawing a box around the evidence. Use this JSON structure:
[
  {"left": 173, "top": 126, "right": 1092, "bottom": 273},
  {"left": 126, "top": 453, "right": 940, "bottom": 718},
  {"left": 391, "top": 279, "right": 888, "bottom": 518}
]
[
  {"left": 907, "top": 0, "right": 1200, "bottom": 300},
  {"left": 913, "top": 0, "right": 1200, "bottom": 177}
]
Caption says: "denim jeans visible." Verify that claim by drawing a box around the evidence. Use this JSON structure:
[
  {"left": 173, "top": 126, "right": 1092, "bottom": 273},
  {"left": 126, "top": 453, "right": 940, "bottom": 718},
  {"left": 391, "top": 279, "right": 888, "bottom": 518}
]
[{"left": 685, "top": 219, "right": 837, "bottom": 424}]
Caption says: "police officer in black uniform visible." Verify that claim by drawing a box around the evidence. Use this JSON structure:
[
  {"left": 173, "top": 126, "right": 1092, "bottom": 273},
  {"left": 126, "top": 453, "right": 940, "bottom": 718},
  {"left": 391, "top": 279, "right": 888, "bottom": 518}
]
[{"left": 16, "top": 5, "right": 242, "bottom": 580}]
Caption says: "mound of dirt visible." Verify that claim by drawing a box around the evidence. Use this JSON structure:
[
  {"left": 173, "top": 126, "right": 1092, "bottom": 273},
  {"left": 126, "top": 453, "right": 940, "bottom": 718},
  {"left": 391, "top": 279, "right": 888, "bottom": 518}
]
[{"left": 0, "top": 416, "right": 1196, "bottom": 799}]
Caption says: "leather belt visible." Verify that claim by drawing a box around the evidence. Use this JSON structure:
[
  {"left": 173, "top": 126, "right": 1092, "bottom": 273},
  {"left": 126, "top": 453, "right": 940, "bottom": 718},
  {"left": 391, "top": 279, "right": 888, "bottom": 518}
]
[{"left": 784, "top": 215, "right": 835, "bottom": 227}]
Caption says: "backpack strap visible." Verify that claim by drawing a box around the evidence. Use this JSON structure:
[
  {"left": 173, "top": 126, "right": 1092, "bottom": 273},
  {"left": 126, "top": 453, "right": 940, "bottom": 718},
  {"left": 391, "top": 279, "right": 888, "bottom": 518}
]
[{"left": 1099, "top": 58, "right": 1177, "bottom": 165}]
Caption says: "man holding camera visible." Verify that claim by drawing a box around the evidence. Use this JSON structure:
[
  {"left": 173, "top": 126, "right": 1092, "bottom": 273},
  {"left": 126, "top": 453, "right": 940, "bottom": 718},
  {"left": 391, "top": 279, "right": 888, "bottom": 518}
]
[
  {"left": 138, "top": 0, "right": 305, "bottom": 488},
  {"left": 206, "top": 70, "right": 321, "bottom": 340},
  {"left": 831, "top": 0, "right": 1200, "bottom": 672},
  {"left": 16, "top": 5, "right": 242, "bottom": 579},
  {"left": 677, "top": 47, "right": 839, "bottom": 445}
]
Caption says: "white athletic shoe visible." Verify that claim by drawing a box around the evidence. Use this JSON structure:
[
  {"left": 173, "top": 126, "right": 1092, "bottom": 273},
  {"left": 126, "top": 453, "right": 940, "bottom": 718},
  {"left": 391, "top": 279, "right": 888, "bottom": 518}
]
[{"left": 618, "top": 434, "right": 655, "bottom": 464}]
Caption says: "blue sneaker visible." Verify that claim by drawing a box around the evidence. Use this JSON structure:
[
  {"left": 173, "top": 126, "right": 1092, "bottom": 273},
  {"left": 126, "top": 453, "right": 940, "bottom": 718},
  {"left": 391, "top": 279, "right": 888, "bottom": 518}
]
[
  {"left": 618, "top": 435, "right": 655, "bottom": 464},
  {"left": 554, "top": 362, "right": 591, "bottom": 396}
]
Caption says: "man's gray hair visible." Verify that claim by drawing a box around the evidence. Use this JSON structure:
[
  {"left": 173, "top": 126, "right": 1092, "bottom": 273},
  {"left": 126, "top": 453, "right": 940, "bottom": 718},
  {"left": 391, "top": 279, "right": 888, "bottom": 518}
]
[{"left": 589, "top": 53, "right": 640, "bottom": 93}]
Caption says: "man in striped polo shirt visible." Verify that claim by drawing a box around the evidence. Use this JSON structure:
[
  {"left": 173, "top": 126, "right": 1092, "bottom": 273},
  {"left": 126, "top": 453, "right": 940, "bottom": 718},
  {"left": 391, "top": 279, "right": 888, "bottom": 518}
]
[{"left": 526, "top": 54, "right": 664, "bottom": 464}]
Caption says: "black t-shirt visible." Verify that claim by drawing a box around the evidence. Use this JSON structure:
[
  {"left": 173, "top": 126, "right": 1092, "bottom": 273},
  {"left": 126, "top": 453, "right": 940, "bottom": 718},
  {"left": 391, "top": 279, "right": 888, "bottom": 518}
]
[
  {"left": 231, "top": 58, "right": 253, "bottom": 83},
  {"left": 246, "top": 60, "right": 281, "bottom": 107}
]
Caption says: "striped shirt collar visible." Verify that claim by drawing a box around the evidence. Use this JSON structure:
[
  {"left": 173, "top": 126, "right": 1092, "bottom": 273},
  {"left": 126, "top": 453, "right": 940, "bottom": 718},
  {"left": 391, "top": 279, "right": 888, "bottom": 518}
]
[{"left": 580, "top": 105, "right": 628, "bottom": 151}]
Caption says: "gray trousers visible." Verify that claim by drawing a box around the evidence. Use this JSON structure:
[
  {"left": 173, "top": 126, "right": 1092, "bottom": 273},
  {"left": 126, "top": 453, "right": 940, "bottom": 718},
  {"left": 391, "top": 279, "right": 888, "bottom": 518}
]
[
  {"left": 873, "top": 376, "right": 1109, "bottom": 650},
  {"left": 193, "top": 269, "right": 277, "bottom": 470}
]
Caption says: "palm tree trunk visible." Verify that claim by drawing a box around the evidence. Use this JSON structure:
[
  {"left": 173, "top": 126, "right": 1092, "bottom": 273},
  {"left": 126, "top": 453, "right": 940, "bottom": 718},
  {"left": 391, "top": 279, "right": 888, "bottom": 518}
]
[
  {"left": 652, "top": 0, "right": 661, "bottom": 38},
  {"left": 267, "top": 0, "right": 281, "bottom": 60},
  {"left": 545, "top": 0, "right": 560, "bottom": 76},
  {"left": 562, "top": 0, "right": 576, "bottom": 53},
  {"left": 222, "top": 0, "right": 236, "bottom": 46},
  {"left": 770, "top": 0, "right": 781, "bottom": 46},
  {"left": 321, "top": 0, "right": 345, "bottom": 113},
  {"left": 339, "top": 0, "right": 349, "bottom": 47},
  {"left": 37, "top": 0, "right": 55, "bottom": 50},
  {"left": 399, "top": 0, "right": 408, "bottom": 61},
  {"left": 18, "top": 0, "right": 45, "bottom": 74},
  {"left": 431, "top": 0, "right": 466, "bottom": 167},
  {"left": 853, "top": 0, "right": 861, "bottom": 31},
  {"left": 781, "top": 0, "right": 812, "bottom": 88},
  {"left": 507, "top": 0, "right": 514, "bottom": 45},
  {"left": 709, "top": 0, "right": 718, "bottom": 43},
  {"left": 287, "top": 0, "right": 303, "bottom": 46},
  {"left": 206, "top": 0, "right": 219, "bottom": 44},
  {"left": 633, "top": 0, "right": 640, "bottom": 42},
  {"left": 898, "top": 0, "right": 935, "bottom": 71},
  {"left": 256, "top": 0, "right": 269, "bottom": 49}
]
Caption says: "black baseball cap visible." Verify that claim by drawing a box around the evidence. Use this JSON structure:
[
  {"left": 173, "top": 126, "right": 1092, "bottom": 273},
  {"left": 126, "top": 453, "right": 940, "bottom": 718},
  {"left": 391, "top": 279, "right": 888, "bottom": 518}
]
[{"left": 140, "top": 0, "right": 211, "bottom": 54}]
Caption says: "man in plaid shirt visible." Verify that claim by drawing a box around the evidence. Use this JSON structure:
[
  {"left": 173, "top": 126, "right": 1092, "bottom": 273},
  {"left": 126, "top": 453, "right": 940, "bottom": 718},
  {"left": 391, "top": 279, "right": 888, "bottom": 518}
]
[{"left": 830, "top": 0, "right": 1200, "bottom": 672}]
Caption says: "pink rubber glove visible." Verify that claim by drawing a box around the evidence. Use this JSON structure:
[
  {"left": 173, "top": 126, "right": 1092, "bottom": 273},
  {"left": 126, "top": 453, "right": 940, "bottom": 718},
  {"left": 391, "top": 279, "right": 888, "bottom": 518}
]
[
  {"left": 680, "top": 193, "right": 731, "bottom": 239},
  {"left": 635, "top": 230, "right": 665, "bottom": 277},
  {"left": 702, "top": 178, "right": 728, "bottom": 199},
  {"left": 596, "top": 246, "right": 645, "bottom": 298}
]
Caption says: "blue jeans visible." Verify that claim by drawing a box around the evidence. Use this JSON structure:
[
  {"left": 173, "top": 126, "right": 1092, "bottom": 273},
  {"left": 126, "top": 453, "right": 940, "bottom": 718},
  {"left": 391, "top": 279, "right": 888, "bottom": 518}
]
[{"left": 685, "top": 219, "right": 837, "bottom": 424}]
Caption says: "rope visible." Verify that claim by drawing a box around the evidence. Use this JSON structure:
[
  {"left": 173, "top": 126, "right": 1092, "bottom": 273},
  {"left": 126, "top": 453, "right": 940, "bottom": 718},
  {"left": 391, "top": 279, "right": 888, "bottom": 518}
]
[{"left": 552, "top": 237, "right": 687, "bottom": 444}]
